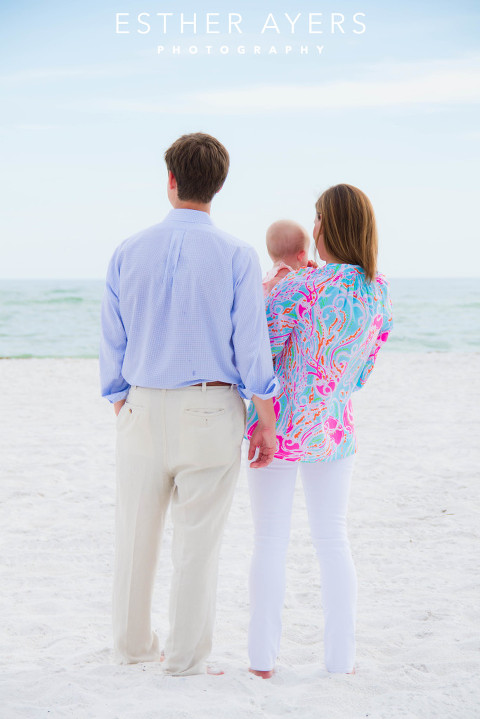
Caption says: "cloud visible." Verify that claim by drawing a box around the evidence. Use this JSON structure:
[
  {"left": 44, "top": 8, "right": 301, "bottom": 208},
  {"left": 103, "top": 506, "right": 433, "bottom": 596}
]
[
  {"left": 16, "top": 124, "right": 60, "bottom": 131},
  {"left": 67, "top": 56, "right": 480, "bottom": 115},
  {"left": 0, "top": 64, "right": 139, "bottom": 84},
  {"left": 198, "top": 66, "right": 480, "bottom": 112}
]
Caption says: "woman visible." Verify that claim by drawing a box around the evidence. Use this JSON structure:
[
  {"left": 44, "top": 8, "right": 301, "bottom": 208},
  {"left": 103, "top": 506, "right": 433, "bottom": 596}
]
[{"left": 245, "top": 184, "right": 393, "bottom": 677}]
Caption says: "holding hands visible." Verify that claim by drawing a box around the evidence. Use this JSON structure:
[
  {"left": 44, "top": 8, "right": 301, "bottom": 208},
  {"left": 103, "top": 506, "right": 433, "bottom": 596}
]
[{"left": 248, "top": 396, "right": 277, "bottom": 468}]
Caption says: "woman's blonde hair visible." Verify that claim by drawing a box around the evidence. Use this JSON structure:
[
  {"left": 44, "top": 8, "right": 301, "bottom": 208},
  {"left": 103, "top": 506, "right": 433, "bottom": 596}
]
[{"left": 315, "top": 184, "right": 378, "bottom": 282}]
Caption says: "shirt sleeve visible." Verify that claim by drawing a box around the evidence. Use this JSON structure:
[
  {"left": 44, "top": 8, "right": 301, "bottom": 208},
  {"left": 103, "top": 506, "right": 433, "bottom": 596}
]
[
  {"left": 354, "top": 281, "right": 393, "bottom": 391},
  {"left": 231, "top": 247, "right": 280, "bottom": 400},
  {"left": 99, "top": 249, "right": 130, "bottom": 403},
  {"left": 265, "top": 273, "right": 302, "bottom": 358}
]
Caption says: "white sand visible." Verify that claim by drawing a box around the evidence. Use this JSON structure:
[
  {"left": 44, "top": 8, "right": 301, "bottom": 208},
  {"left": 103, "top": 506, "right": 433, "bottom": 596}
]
[{"left": 1, "top": 353, "right": 479, "bottom": 719}]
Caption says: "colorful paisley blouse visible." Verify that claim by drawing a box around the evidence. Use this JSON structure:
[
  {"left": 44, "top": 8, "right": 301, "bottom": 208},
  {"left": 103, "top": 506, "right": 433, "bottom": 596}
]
[{"left": 245, "top": 263, "right": 393, "bottom": 462}]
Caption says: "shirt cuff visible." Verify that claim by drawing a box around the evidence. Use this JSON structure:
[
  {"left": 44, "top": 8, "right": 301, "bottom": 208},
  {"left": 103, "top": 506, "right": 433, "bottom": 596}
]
[
  {"left": 104, "top": 387, "right": 130, "bottom": 403},
  {"left": 237, "top": 375, "right": 280, "bottom": 401}
]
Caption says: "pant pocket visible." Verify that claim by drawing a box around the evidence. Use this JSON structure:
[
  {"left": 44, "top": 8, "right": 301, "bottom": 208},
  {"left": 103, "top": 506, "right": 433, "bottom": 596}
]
[
  {"left": 180, "top": 400, "right": 242, "bottom": 468},
  {"left": 184, "top": 408, "right": 226, "bottom": 423},
  {"left": 116, "top": 401, "right": 154, "bottom": 458}
]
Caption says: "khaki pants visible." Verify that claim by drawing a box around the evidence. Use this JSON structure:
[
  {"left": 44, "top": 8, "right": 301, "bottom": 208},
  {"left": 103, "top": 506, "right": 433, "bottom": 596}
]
[{"left": 112, "top": 383, "right": 246, "bottom": 675}]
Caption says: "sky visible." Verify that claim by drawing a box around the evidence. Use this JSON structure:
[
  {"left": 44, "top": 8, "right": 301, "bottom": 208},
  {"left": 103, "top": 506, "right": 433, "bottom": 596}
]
[{"left": 1, "top": 0, "right": 479, "bottom": 279}]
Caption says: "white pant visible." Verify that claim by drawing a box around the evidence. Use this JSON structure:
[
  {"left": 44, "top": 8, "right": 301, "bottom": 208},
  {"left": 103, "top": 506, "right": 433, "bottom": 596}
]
[
  {"left": 247, "top": 455, "right": 357, "bottom": 673},
  {"left": 113, "top": 384, "right": 246, "bottom": 675}
]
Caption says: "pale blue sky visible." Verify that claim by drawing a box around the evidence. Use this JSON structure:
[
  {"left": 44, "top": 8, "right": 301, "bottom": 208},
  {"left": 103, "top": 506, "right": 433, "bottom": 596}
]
[{"left": 1, "top": 0, "right": 479, "bottom": 278}]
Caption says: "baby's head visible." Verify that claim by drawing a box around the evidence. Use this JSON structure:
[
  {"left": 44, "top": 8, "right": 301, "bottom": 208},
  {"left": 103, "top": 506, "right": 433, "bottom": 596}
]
[{"left": 266, "top": 220, "right": 310, "bottom": 270}]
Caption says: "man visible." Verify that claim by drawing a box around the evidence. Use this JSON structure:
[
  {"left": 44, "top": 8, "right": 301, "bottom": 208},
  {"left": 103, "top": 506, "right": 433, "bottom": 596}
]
[{"left": 100, "top": 132, "right": 278, "bottom": 676}]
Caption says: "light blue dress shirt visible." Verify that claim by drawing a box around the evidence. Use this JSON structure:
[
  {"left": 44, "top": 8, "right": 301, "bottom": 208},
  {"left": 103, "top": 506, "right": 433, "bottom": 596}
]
[{"left": 99, "top": 209, "right": 279, "bottom": 403}]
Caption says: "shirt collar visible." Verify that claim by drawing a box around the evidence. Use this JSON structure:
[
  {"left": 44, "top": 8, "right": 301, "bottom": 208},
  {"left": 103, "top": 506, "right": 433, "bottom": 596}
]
[{"left": 166, "top": 208, "right": 214, "bottom": 225}]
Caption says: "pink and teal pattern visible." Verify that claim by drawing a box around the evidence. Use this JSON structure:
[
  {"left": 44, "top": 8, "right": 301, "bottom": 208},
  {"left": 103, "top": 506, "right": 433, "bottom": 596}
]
[{"left": 246, "top": 264, "right": 393, "bottom": 462}]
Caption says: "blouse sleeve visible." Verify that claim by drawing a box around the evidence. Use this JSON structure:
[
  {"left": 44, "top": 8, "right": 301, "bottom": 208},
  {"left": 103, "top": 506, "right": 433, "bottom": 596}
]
[
  {"left": 265, "top": 273, "right": 305, "bottom": 358},
  {"left": 354, "top": 280, "right": 393, "bottom": 390}
]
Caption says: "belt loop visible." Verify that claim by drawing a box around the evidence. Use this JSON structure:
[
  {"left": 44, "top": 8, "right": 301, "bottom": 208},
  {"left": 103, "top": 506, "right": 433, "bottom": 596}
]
[{"left": 201, "top": 382, "right": 207, "bottom": 392}]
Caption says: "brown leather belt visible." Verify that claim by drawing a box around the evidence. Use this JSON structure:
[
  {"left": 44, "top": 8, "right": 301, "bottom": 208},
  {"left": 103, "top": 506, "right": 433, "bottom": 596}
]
[{"left": 191, "top": 381, "right": 231, "bottom": 387}]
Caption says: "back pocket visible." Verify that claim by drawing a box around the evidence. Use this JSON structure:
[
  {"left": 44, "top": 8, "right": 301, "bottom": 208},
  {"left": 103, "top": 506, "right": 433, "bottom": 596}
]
[
  {"left": 181, "top": 405, "right": 234, "bottom": 467},
  {"left": 184, "top": 407, "right": 226, "bottom": 425}
]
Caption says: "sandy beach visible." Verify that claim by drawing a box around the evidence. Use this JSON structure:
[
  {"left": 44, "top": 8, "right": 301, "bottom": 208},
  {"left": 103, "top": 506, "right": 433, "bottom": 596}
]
[{"left": 1, "top": 353, "right": 479, "bottom": 719}]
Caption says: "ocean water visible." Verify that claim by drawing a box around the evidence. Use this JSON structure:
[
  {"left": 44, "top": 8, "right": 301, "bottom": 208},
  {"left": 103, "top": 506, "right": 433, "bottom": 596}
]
[{"left": 0, "top": 278, "right": 478, "bottom": 358}]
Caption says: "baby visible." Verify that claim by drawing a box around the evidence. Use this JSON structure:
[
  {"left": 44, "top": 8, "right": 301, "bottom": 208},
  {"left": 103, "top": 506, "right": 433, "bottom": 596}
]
[{"left": 262, "top": 220, "right": 311, "bottom": 297}]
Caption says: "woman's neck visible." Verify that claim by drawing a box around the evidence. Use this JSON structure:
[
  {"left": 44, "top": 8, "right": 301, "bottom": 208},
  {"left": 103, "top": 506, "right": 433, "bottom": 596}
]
[{"left": 323, "top": 250, "right": 343, "bottom": 264}]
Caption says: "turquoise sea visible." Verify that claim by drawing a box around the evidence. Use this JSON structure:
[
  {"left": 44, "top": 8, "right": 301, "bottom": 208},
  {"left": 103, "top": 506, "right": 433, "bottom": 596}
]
[{"left": 0, "top": 278, "right": 478, "bottom": 358}]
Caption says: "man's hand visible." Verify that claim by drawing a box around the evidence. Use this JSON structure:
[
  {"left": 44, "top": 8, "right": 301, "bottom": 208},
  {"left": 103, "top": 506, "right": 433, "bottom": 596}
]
[
  {"left": 249, "top": 395, "right": 277, "bottom": 468},
  {"left": 248, "top": 423, "right": 277, "bottom": 468},
  {"left": 114, "top": 399, "right": 126, "bottom": 416}
]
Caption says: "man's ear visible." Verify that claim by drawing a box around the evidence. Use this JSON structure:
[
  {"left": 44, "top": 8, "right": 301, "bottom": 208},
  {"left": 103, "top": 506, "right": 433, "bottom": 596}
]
[
  {"left": 168, "top": 171, "right": 177, "bottom": 190},
  {"left": 215, "top": 184, "right": 224, "bottom": 195}
]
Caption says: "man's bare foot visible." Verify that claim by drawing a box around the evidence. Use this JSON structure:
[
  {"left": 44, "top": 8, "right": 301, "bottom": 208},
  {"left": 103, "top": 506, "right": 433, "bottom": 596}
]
[{"left": 249, "top": 668, "right": 274, "bottom": 679}]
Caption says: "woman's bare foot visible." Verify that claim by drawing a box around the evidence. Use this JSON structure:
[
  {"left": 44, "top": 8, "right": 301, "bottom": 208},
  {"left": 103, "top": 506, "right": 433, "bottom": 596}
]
[{"left": 249, "top": 668, "right": 274, "bottom": 679}]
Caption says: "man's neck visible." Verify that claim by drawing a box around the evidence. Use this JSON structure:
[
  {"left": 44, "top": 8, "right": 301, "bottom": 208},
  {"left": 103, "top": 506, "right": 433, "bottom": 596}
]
[{"left": 172, "top": 199, "right": 212, "bottom": 215}]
